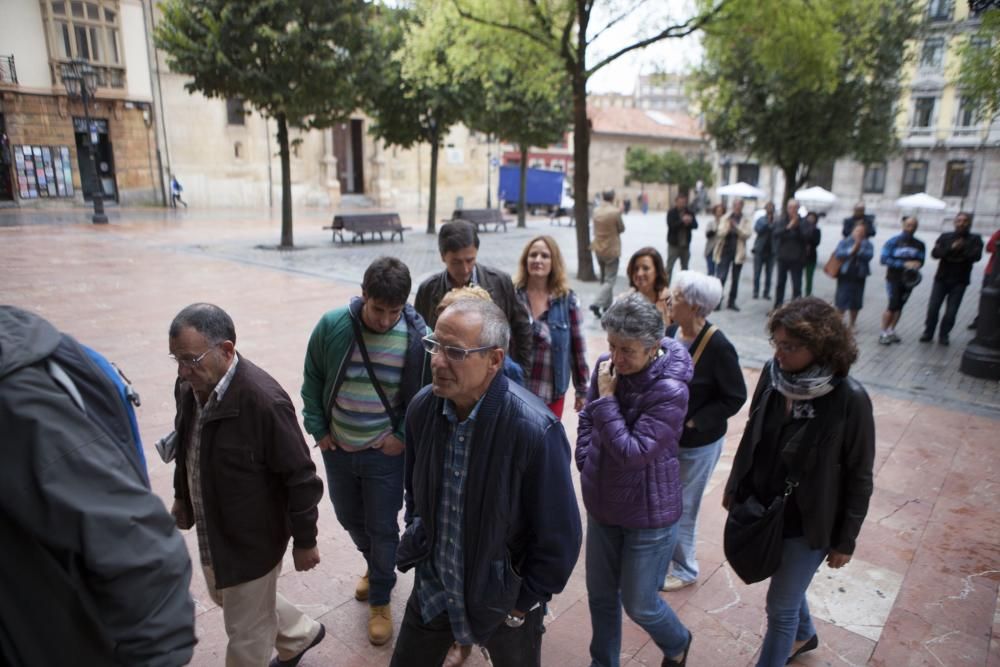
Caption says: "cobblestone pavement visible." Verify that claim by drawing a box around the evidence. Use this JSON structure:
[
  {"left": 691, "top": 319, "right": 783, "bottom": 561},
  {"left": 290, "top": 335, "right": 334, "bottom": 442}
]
[{"left": 2, "top": 206, "right": 998, "bottom": 666}]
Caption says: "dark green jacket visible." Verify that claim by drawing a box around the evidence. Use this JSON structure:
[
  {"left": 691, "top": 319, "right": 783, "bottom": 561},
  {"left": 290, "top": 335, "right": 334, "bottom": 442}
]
[{"left": 301, "top": 297, "right": 430, "bottom": 443}]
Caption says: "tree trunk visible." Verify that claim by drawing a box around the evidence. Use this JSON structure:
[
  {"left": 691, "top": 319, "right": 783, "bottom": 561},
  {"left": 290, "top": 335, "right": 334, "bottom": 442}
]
[
  {"left": 572, "top": 70, "right": 596, "bottom": 281},
  {"left": 517, "top": 144, "right": 528, "bottom": 228},
  {"left": 427, "top": 126, "right": 439, "bottom": 235},
  {"left": 780, "top": 163, "right": 800, "bottom": 209},
  {"left": 277, "top": 112, "right": 293, "bottom": 248}
]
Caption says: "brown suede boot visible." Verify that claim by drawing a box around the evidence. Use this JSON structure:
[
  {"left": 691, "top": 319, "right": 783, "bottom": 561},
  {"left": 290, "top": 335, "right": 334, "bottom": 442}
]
[
  {"left": 368, "top": 604, "right": 393, "bottom": 646},
  {"left": 355, "top": 570, "right": 369, "bottom": 602}
]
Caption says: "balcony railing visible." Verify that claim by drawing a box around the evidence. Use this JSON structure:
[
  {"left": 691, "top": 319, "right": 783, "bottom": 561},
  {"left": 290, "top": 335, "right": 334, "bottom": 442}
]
[
  {"left": 51, "top": 60, "right": 125, "bottom": 90},
  {"left": 0, "top": 55, "right": 16, "bottom": 85}
]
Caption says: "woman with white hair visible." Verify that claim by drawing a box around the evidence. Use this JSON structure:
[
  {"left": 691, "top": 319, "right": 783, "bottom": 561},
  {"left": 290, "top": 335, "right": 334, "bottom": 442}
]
[{"left": 661, "top": 271, "right": 748, "bottom": 592}]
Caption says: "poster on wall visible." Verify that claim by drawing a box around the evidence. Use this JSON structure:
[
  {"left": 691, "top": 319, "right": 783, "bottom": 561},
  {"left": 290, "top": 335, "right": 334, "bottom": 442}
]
[{"left": 12, "top": 145, "right": 74, "bottom": 199}]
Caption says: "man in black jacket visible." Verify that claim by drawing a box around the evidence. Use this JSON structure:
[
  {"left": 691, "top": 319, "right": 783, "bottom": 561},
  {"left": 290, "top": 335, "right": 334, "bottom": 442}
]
[
  {"left": 666, "top": 192, "right": 699, "bottom": 280},
  {"left": 390, "top": 299, "right": 582, "bottom": 667},
  {"left": 0, "top": 306, "right": 195, "bottom": 667},
  {"left": 415, "top": 221, "right": 532, "bottom": 369},
  {"left": 920, "top": 212, "right": 984, "bottom": 345},
  {"left": 169, "top": 303, "right": 326, "bottom": 667},
  {"left": 841, "top": 202, "right": 876, "bottom": 238},
  {"left": 773, "top": 199, "right": 809, "bottom": 308}
]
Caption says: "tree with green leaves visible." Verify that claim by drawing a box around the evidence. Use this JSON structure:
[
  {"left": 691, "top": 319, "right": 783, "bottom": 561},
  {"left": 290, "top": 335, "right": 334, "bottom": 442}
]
[
  {"left": 626, "top": 147, "right": 714, "bottom": 195},
  {"left": 693, "top": 0, "right": 920, "bottom": 206},
  {"left": 155, "top": 0, "right": 368, "bottom": 248},
  {"left": 955, "top": 6, "right": 1000, "bottom": 124},
  {"left": 455, "top": 0, "right": 727, "bottom": 280},
  {"left": 359, "top": 5, "right": 479, "bottom": 235},
  {"left": 443, "top": 1, "right": 570, "bottom": 228}
]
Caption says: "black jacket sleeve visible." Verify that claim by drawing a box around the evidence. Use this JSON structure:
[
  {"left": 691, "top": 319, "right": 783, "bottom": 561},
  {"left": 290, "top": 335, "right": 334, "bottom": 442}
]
[
  {"left": 688, "top": 336, "right": 747, "bottom": 433},
  {"left": 833, "top": 382, "right": 876, "bottom": 554},
  {"left": 515, "top": 422, "right": 583, "bottom": 611}
]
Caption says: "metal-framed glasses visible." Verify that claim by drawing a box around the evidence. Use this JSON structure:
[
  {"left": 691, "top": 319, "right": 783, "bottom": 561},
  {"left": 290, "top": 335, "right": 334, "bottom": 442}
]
[
  {"left": 422, "top": 335, "right": 496, "bottom": 362},
  {"left": 169, "top": 348, "right": 214, "bottom": 369},
  {"left": 769, "top": 337, "right": 805, "bottom": 354}
]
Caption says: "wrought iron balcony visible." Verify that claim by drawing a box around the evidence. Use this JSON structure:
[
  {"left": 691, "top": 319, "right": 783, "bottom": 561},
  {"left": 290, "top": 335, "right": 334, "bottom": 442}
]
[{"left": 0, "top": 55, "right": 16, "bottom": 85}]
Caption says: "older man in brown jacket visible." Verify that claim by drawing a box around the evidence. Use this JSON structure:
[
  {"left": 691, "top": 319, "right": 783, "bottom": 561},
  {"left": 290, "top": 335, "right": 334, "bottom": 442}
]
[
  {"left": 169, "top": 303, "right": 326, "bottom": 667},
  {"left": 590, "top": 190, "right": 626, "bottom": 317}
]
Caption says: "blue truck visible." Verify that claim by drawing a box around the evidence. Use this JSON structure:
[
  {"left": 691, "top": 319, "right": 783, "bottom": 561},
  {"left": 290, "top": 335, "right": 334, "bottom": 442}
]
[{"left": 498, "top": 165, "right": 566, "bottom": 214}]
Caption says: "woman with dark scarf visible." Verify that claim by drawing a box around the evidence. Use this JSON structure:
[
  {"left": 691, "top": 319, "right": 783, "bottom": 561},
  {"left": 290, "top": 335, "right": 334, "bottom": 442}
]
[{"left": 723, "top": 297, "right": 875, "bottom": 666}]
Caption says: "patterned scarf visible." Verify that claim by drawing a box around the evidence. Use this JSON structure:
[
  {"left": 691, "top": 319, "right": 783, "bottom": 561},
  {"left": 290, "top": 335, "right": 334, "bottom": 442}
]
[{"left": 770, "top": 361, "right": 837, "bottom": 419}]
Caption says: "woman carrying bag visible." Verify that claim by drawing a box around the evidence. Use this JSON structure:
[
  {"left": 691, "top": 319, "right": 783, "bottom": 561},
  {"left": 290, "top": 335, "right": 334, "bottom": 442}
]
[{"left": 722, "top": 297, "right": 875, "bottom": 666}]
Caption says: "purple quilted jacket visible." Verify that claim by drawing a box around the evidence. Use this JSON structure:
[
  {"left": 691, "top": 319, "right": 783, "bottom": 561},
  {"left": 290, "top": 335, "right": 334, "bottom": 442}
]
[{"left": 575, "top": 337, "right": 692, "bottom": 529}]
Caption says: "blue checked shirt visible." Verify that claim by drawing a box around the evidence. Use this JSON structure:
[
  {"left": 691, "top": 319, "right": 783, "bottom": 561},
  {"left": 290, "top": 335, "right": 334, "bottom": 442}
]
[{"left": 415, "top": 397, "right": 482, "bottom": 646}]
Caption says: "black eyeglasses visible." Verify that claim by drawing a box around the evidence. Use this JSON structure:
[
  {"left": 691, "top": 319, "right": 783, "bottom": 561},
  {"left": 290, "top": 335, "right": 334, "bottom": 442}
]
[{"left": 422, "top": 335, "right": 496, "bottom": 362}]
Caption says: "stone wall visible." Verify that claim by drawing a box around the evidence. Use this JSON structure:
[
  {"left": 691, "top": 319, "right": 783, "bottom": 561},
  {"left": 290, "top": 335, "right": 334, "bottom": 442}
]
[{"left": 0, "top": 91, "right": 160, "bottom": 206}]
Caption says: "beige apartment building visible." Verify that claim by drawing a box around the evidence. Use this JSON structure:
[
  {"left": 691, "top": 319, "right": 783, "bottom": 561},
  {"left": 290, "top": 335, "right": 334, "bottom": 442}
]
[{"left": 725, "top": 1, "right": 999, "bottom": 232}]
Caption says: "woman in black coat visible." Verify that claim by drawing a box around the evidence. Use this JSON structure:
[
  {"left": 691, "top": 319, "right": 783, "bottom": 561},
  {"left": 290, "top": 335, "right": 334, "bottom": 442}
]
[{"left": 723, "top": 297, "right": 875, "bottom": 666}]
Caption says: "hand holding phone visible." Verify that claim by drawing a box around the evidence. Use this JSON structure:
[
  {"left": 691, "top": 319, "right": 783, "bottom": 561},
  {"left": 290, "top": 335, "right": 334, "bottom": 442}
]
[{"left": 597, "top": 360, "right": 617, "bottom": 398}]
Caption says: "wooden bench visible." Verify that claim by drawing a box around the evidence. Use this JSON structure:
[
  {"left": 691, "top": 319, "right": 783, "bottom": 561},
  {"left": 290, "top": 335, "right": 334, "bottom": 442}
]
[
  {"left": 323, "top": 212, "right": 410, "bottom": 243},
  {"left": 446, "top": 208, "right": 511, "bottom": 233}
]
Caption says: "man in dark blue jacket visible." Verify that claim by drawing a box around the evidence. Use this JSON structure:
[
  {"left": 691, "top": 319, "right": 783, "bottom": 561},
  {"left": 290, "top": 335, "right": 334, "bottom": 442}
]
[
  {"left": 920, "top": 212, "right": 984, "bottom": 345},
  {"left": 878, "top": 216, "right": 926, "bottom": 344},
  {"left": 390, "top": 299, "right": 582, "bottom": 667}
]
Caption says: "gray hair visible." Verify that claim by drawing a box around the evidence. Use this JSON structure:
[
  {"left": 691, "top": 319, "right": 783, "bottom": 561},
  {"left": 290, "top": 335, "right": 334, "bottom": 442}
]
[
  {"left": 440, "top": 298, "right": 510, "bottom": 352},
  {"left": 672, "top": 270, "right": 723, "bottom": 318},
  {"left": 169, "top": 303, "right": 236, "bottom": 345},
  {"left": 601, "top": 292, "right": 664, "bottom": 348}
]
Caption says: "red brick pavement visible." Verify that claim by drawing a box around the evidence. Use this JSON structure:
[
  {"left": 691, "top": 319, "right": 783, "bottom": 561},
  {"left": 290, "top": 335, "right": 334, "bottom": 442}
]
[{"left": 2, "top": 219, "right": 998, "bottom": 666}]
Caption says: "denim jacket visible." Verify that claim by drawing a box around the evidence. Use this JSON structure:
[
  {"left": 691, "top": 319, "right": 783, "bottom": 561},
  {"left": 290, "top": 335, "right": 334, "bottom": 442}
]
[{"left": 547, "top": 294, "right": 572, "bottom": 397}]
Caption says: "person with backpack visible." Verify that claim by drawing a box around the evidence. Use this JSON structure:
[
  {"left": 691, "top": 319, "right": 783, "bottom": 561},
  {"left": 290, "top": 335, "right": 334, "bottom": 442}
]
[
  {"left": 301, "top": 257, "right": 431, "bottom": 646},
  {"left": 0, "top": 305, "right": 196, "bottom": 667},
  {"left": 168, "top": 303, "right": 326, "bottom": 667}
]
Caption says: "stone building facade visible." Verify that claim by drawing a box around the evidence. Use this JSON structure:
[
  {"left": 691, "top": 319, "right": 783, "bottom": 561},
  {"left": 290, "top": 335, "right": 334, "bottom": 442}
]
[{"left": 0, "top": 0, "right": 161, "bottom": 208}]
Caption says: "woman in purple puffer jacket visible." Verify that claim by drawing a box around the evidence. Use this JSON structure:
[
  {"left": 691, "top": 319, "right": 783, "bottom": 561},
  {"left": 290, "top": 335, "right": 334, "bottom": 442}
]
[{"left": 576, "top": 292, "right": 694, "bottom": 667}]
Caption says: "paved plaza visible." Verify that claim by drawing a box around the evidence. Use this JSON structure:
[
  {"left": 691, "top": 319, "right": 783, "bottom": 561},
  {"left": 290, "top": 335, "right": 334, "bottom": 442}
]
[{"left": 1, "top": 204, "right": 998, "bottom": 666}]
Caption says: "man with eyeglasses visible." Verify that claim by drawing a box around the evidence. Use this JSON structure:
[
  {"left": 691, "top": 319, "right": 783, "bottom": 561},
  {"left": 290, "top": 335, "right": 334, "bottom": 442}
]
[
  {"left": 414, "top": 220, "right": 533, "bottom": 371},
  {"left": 390, "top": 299, "right": 582, "bottom": 667},
  {"left": 168, "top": 303, "right": 326, "bottom": 667},
  {"left": 301, "top": 257, "right": 430, "bottom": 646}
]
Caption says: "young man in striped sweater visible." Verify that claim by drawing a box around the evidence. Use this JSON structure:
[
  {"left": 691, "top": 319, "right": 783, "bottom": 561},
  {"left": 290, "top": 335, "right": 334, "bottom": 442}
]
[{"left": 301, "top": 257, "right": 430, "bottom": 645}]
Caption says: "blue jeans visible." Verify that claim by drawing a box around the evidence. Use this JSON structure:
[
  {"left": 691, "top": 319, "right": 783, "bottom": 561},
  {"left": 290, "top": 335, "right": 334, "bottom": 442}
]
[
  {"left": 586, "top": 516, "right": 689, "bottom": 667},
  {"left": 757, "top": 537, "right": 828, "bottom": 667},
  {"left": 322, "top": 447, "right": 404, "bottom": 606},
  {"left": 669, "top": 438, "right": 724, "bottom": 582}
]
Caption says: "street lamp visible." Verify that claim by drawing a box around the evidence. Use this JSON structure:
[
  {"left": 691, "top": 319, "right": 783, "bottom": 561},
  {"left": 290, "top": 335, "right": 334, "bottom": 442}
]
[{"left": 61, "top": 59, "right": 108, "bottom": 224}]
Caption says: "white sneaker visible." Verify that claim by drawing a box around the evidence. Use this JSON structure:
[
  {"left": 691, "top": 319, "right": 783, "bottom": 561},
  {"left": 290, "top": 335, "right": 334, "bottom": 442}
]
[{"left": 660, "top": 575, "right": 696, "bottom": 592}]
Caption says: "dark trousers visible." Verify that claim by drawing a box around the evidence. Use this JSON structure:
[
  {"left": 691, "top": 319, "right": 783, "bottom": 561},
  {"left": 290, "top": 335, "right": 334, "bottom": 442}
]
[
  {"left": 389, "top": 589, "right": 544, "bottom": 667},
  {"left": 753, "top": 253, "right": 774, "bottom": 297},
  {"left": 322, "top": 447, "right": 404, "bottom": 606},
  {"left": 716, "top": 256, "right": 743, "bottom": 306},
  {"left": 774, "top": 261, "right": 803, "bottom": 307},
  {"left": 924, "top": 279, "right": 968, "bottom": 340}
]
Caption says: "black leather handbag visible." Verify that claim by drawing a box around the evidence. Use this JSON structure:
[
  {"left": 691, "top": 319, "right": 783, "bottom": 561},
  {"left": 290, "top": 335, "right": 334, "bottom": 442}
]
[
  {"left": 723, "top": 392, "right": 831, "bottom": 585},
  {"left": 723, "top": 490, "right": 790, "bottom": 584}
]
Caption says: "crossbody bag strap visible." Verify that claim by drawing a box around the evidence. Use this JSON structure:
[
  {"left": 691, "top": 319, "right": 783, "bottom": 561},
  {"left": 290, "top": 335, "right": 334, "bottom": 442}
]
[
  {"left": 690, "top": 324, "right": 718, "bottom": 368},
  {"left": 349, "top": 311, "right": 401, "bottom": 431}
]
